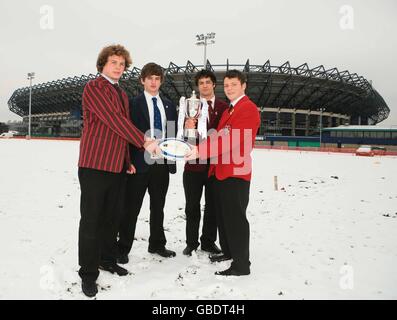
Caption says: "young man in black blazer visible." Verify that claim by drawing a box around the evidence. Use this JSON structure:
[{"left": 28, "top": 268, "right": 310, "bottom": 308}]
[{"left": 117, "top": 63, "right": 177, "bottom": 262}]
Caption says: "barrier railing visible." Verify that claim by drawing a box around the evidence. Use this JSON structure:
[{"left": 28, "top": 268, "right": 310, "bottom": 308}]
[
  {"left": 4, "top": 136, "right": 397, "bottom": 156},
  {"left": 254, "top": 145, "right": 397, "bottom": 156}
]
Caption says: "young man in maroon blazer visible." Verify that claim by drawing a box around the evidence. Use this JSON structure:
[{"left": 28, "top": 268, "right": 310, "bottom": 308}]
[
  {"left": 185, "top": 70, "right": 260, "bottom": 276},
  {"left": 78, "top": 45, "right": 158, "bottom": 297},
  {"left": 182, "top": 70, "right": 228, "bottom": 256}
]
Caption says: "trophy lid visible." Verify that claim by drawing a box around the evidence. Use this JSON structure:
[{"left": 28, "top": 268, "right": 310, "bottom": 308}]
[{"left": 188, "top": 90, "right": 200, "bottom": 102}]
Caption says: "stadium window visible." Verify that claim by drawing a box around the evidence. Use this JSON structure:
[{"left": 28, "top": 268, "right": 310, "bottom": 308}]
[
  {"left": 352, "top": 131, "right": 361, "bottom": 138},
  {"left": 331, "top": 131, "right": 336, "bottom": 137},
  {"left": 363, "top": 131, "right": 371, "bottom": 138},
  {"left": 344, "top": 131, "right": 353, "bottom": 138},
  {"left": 384, "top": 132, "right": 391, "bottom": 139},
  {"left": 392, "top": 132, "right": 397, "bottom": 139},
  {"left": 370, "top": 131, "right": 377, "bottom": 139},
  {"left": 376, "top": 132, "right": 385, "bottom": 139},
  {"left": 337, "top": 131, "right": 343, "bottom": 138}
]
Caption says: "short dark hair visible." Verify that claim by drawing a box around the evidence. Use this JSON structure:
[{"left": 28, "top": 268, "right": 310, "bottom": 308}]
[
  {"left": 224, "top": 69, "right": 247, "bottom": 85},
  {"left": 96, "top": 44, "right": 132, "bottom": 73},
  {"left": 139, "top": 62, "right": 164, "bottom": 82},
  {"left": 194, "top": 69, "right": 217, "bottom": 87}
]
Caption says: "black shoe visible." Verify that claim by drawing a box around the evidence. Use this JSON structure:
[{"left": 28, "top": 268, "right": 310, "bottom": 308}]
[
  {"left": 117, "top": 253, "right": 129, "bottom": 265},
  {"left": 182, "top": 245, "right": 197, "bottom": 256},
  {"left": 209, "top": 253, "right": 232, "bottom": 263},
  {"left": 148, "top": 247, "right": 176, "bottom": 258},
  {"left": 82, "top": 280, "right": 98, "bottom": 297},
  {"left": 99, "top": 262, "right": 129, "bottom": 276},
  {"left": 215, "top": 267, "right": 250, "bottom": 276},
  {"left": 201, "top": 243, "right": 222, "bottom": 254}
]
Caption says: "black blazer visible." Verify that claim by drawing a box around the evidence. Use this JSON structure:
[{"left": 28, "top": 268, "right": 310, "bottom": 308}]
[{"left": 128, "top": 93, "right": 177, "bottom": 174}]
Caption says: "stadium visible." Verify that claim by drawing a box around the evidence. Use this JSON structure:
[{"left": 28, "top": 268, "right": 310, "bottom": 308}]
[{"left": 7, "top": 59, "right": 390, "bottom": 140}]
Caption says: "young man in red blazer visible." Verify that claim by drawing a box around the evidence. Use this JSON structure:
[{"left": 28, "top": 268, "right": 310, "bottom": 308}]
[
  {"left": 78, "top": 45, "right": 158, "bottom": 297},
  {"left": 182, "top": 70, "right": 228, "bottom": 256},
  {"left": 186, "top": 70, "right": 260, "bottom": 276}
]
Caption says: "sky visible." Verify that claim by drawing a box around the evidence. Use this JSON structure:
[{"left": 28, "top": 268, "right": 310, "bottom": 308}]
[{"left": 1, "top": 0, "right": 396, "bottom": 125}]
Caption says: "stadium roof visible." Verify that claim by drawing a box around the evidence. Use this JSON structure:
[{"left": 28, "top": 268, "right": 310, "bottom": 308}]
[{"left": 8, "top": 59, "right": 390, "bottom": 124}]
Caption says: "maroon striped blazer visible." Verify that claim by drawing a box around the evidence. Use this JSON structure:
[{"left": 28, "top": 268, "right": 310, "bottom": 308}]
[{"left": 78, "top": 75, "right": 144, "bottom": 173}]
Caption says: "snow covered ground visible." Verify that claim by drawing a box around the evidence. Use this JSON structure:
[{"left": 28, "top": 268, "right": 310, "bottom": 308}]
[{"left": 0, "top": 139, "right": 396, "bottom": 300}]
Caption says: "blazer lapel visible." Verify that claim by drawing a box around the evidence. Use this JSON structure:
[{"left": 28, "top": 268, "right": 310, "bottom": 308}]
[
  {"left": 101, "top": 77, "right": 124, "bottom": 113},
  {"left": 160, "top": 95, "right": 171, "bottom": 120},
  {"left": 139, "top": 94, "right": 150, "bottom": 126},
  {"left": 121, "top": 92, "right": 129, "bottom": 115},
  {"left": 217, "top": 110, "right": 230, "bottom": 129}
]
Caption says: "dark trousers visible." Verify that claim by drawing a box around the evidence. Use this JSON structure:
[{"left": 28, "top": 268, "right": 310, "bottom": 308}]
[
  {"left": 78, "top": 167, "right": 126, "bottom": 282},
  {"left": 213, "top": 177, "right": 251, "bottom": 272},
  {"left": 118, "top": 164, "right": 170, "bottom": 254},
  {"left": 183, "top": 170, "right": 217, "bottom": 249}
]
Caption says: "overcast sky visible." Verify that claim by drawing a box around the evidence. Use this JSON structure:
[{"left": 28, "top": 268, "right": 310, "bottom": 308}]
[{"left": 1, "top": 0, "right": 396, "bottom": 125}]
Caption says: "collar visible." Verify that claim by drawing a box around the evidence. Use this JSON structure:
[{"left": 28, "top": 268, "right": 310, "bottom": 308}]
[
  {"left": 230, "top": 94, "right": 246, "bottom": 107},
  {"left": 101, "top": 73, "right": 118, "bottom": 85},
  {"left": 201, "top": 95, "right": 215, "bottom": 106},
  {"left": 144, "top": 90, "right": 160, "bottom": 101}
]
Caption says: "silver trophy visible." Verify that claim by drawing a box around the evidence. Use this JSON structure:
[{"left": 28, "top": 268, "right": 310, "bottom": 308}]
[{"left": 184, "top": 90, "right": 202, "bottom": 140}]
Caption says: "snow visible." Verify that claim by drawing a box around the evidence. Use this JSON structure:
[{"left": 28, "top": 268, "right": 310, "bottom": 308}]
[{"left": 0, "top": 139, "right": 396, "bottom": 300}]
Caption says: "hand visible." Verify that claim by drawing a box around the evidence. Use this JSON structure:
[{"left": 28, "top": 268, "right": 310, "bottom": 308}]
[
  {"left": 185, "top": 118, "right": 197, "bottom": 129},
  {"left": 184, "top": 146, "right": 199, "bottom": 161},
  {"left": 143, "top": 139, "right": 158, "bottom": 153},
  {"left": 126, "top": 164, "right": 136, "bottom": 174},
  {"left": 143, "top": 139, "right": 161, "bottom": 158}
]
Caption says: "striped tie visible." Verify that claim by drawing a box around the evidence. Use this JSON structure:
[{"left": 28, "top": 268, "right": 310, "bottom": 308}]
[{"left": 228, "top": 103, "right": 234, "bottom": 114}]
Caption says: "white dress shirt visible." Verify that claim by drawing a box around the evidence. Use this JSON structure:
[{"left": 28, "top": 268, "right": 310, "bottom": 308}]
[
  {"left": 200, "top": 95, "right": 215, "bottom": 124},
  {"left": 101, "top": 73, "right": 118, "bottom": 85},
  {"left": 144, "top": 90, "right": 167, "bottom": 139},
  {"left": 230, "top": 94, "right": 245, "bottom": 107}
]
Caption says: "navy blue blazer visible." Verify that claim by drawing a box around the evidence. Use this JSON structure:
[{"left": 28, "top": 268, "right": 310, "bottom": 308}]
[{"left": 128, "top": 93, "right": 177, "bottom": 174}]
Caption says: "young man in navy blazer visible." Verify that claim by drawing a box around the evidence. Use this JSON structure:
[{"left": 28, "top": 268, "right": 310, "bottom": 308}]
[
  {"left": 117, "top": 63, "right": 177, "bottom": 262},
  {"left": 78, "top": 45, "right": 159, "bottom": 297}
]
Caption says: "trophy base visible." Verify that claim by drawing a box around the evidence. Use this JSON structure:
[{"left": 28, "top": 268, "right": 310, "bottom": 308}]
[{"left": 184, "top": 129, "right": 198, "bottom": 141}]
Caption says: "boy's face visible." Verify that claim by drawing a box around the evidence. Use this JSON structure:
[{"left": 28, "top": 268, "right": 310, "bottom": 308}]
[
  {"left": 224, "top": 77, "right": 246, "bottom": 102},
  {"left": 102, "top": 55, "right": 125, "bottom": 81},
  {"left": 141, "top": 75, "right": 162, "bottom": 96},
  {"left": 197, "top": 77, "right": 215, "bottom": 99}
]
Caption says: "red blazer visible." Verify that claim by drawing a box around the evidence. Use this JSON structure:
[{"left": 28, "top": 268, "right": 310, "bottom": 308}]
[
  {"left": 198, "top": 95, "right": 260, "bottom": 181},
  {"left": 78, "top": 76, "right": 145, "bottom": 173},
  {"left": 184, "top": 98, "right": 228, "bottom": 172}
]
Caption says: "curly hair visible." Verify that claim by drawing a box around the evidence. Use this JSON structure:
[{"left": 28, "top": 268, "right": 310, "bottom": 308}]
[
  {"left": 96, "top": 44, "right": 132, "bottom": 73},
  {"left": 194, "top": 69, "right": 217, "bottom": 87}
]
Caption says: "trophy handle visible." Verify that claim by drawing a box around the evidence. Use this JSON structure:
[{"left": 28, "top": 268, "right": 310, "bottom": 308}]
[{"left": 195, "top": 103, "right": 202, "bottom": 119}]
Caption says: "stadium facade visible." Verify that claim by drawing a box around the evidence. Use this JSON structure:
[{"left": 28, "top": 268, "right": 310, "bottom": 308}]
[{"left": 7, "top": 60, "right": 389, "bottom": 138}]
